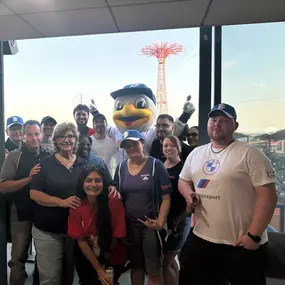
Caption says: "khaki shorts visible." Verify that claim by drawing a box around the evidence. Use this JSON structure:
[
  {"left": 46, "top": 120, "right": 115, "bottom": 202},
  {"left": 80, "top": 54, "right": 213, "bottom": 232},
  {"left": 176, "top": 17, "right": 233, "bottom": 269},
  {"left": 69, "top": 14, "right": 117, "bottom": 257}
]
[{"left": 126, "top": 221, "right": 163, "bottom": 276}]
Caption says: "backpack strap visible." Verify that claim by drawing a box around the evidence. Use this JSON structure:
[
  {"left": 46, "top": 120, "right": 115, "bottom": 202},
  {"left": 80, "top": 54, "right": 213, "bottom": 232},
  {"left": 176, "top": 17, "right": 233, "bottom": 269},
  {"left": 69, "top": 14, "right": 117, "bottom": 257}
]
[
  {"left": 118, "top": 161, "right": 123, "bottom": 191},
  {"left": 150, "top": 157, "right": 161, "bottom": 217},
  {"left": 152, "top": 157, "right": 156, "bottom": 177}
]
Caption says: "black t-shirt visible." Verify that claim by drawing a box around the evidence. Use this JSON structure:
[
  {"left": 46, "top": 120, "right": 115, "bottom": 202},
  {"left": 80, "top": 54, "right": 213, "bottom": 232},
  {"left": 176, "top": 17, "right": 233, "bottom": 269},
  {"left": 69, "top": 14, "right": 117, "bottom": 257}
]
[
  {"left": 31, "top": 154, "right": 87, "bottom": 234},
  {"left": 150, "top": 138, "right": 193, "bottom": 163},
  {"left": 167, "top": 160, "right": 186, "bottom": 220}
]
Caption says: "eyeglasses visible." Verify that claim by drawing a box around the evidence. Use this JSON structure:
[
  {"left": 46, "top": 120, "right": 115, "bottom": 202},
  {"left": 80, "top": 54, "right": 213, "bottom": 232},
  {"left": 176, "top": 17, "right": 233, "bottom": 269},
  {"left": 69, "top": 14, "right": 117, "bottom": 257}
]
[
  {"left": 57, "top": 134, "right": 75, "bottom": 140},
  {"left": 9, "top": 125, "right": 22, "bottom": 132},
  {"left": 155, "top": 124, "right": 172, "bottom": 129}
]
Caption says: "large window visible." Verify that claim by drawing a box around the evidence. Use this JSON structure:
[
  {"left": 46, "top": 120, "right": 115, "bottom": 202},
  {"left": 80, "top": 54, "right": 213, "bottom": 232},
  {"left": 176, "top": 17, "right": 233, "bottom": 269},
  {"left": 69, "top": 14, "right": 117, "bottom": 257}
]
[
  {"left": 222, "top": 22, "right": 285, "bottom": 231},
  {"left": 4, "top": 28, "right": 199, "bottom": 127}
]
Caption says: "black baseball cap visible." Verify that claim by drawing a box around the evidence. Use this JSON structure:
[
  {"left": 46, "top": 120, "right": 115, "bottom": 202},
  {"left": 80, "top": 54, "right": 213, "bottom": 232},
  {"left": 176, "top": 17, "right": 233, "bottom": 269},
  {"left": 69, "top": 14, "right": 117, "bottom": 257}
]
[{"left": 41, "top": 116, "right": 57, "bottom": 125}]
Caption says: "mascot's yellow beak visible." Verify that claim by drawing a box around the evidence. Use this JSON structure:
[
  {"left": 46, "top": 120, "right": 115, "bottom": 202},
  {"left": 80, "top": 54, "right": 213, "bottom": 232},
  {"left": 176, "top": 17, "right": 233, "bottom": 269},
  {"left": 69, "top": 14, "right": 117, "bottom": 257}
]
[{"left": 113, "top": 104, "right": 152, "bottom": 130}]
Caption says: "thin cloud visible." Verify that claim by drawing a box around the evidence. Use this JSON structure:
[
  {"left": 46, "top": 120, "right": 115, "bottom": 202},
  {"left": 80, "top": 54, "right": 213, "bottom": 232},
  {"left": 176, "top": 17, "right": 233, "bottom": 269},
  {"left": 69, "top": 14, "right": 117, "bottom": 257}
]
[
  {"left": 252, "top": 83, "right": 264, "bottom": 88},
  {"left": 180, "top": 47, "right": 199, "bottom": 70},
  {"left": 223, "top": 58, "right": 237, "bottom": 70}
]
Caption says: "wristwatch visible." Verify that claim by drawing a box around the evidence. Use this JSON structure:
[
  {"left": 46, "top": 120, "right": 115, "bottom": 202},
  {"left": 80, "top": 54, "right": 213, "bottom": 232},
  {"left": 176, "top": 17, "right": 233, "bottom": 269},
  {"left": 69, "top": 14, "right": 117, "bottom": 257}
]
[{"left": 247, "top": 232, "right": 261, "bottom": 243}]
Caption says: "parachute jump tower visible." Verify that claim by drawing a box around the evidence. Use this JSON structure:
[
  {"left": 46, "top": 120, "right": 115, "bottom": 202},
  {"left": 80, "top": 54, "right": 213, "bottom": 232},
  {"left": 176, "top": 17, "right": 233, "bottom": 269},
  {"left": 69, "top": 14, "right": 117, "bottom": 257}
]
[{"left": 141, "top": 42, "right": 183, "bottom": 114}]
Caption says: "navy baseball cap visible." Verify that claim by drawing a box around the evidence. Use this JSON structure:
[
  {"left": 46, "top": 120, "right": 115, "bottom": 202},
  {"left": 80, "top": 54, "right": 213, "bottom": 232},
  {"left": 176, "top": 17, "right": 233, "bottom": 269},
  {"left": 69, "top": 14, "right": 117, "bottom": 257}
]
[
  {"left": 208, "top": 103, "right": 237, "bottom": 120},
  {"left": 111, "top": 83, "right": 156, "bottom": 104},
  {"left": 41, "top": 116, "right": 57, "bottom": 125},
  {"left": 6, "top": 116, "right": 24, "bottom": 128},
  {"left": 120, "top": 130, "right": 145, "bottom": 148}
]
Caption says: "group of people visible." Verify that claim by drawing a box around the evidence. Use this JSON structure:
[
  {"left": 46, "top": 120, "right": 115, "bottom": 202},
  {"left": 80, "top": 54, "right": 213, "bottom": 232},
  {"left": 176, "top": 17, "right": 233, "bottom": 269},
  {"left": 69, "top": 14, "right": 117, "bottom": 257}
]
[{"left": 0, "top": 99, "right": 278, "bottom": 285}]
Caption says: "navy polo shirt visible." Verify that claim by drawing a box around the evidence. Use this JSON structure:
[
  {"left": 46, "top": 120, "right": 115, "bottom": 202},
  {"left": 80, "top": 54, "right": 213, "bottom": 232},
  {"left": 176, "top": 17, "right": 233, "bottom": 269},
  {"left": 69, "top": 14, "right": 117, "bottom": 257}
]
[{"left": 31, "top": 154, "right": 87, "bottom": 234}]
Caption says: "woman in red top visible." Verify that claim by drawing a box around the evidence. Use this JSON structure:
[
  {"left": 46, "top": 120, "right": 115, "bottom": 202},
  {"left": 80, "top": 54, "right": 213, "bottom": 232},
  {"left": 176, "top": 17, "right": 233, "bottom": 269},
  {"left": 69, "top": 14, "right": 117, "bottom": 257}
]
[{"left": 68, "top": 166, "right": 127, "bottom": 285}]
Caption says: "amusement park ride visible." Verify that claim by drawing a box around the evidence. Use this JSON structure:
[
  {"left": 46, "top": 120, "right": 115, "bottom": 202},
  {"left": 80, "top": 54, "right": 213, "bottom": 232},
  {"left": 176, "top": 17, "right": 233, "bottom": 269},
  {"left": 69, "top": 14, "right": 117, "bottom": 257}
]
[{"left": 142, "top": 42, "right": 183, "bottom": 114}]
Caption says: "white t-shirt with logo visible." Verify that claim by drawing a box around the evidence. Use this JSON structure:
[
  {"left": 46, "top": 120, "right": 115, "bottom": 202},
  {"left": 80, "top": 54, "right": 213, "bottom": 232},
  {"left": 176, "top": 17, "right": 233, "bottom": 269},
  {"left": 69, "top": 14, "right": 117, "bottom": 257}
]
[
  {"left": 179, "top": 140, "right": 276, "bottom": 245},
  {"left": 90, "top": 135, "right": 117, "bottom": 176}
]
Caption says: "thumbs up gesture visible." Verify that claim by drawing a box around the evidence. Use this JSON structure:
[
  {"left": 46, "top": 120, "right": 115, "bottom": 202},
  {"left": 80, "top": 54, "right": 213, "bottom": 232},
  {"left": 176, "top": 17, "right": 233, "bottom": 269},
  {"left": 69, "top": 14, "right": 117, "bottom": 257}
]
[
  {"left": 89, "top": 99, "right": 99, "bottom": 116},
  {"left": 183, "top": 95, "right": 195, "bottom": 115}
]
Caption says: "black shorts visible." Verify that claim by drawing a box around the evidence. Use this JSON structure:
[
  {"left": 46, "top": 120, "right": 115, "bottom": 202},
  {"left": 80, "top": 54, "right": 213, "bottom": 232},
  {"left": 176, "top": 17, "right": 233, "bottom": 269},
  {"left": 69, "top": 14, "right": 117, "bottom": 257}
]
[{"left": 179, "top": 231, "right": 268, "bottom": 285}]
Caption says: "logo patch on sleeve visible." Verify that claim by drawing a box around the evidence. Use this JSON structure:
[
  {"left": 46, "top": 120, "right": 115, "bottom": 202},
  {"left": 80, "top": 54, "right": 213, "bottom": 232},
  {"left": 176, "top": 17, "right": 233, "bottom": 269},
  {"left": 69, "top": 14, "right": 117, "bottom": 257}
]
[{"left": 267, "top": 170, "right": 275, "bottom": 179}]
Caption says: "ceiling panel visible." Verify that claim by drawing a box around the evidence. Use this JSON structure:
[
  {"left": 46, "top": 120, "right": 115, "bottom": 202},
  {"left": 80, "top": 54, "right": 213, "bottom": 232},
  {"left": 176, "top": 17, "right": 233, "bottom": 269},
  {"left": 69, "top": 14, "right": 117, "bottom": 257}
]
[
  {"left": 2, "top": 0, "right": 106, "bottom": 14},
  {"left": 205, "top": 0, "right": 285, "bottom": 26},
  {"left": 112, "top": 0, "right": 209, "bottom": 32},
  {"left": 0, "top": 2, "right": 14, "bottom": 15},
  {"left": 22, "top": 8, "right": 118, "bottom": 38},
  {"left": 107, "top": 0, "right": 151, "bottom": 5},
  {"left": 107, "top": 0, "right": 179, "bottom": 6},
  {"left": 0, "top": 15, "right": 42, "bottom": 40},
  {"left": 0, "top": 0, "right": 285, "bottom": 41}
]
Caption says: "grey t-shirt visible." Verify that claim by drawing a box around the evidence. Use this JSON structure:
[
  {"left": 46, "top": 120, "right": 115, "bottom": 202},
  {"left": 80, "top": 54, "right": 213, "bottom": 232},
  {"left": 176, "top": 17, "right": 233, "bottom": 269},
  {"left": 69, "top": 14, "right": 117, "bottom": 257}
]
[
  {"left": 121, "top": 159, "right": 153, "bottom": 222},
  {"left": 0, "top": 149, "right": 21, "bottom": 182}
]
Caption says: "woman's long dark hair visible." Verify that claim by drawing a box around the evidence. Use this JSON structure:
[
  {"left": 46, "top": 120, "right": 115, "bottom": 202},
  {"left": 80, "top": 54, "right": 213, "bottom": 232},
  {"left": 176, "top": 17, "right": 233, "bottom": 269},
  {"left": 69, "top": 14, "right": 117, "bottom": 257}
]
[{"left": 76, "top": 166, "right": 113, "bottom": 261}]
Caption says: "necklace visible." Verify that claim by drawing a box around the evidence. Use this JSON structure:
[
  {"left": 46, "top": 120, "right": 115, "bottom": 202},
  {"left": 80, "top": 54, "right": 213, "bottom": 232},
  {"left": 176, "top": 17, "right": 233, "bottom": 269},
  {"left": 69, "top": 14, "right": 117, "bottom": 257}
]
[
  {"left": 56, "top": 153, "right": 76, "bottom": 161},
  {"left": 210, "top": 139, "right": 235, "bottom": 154}
]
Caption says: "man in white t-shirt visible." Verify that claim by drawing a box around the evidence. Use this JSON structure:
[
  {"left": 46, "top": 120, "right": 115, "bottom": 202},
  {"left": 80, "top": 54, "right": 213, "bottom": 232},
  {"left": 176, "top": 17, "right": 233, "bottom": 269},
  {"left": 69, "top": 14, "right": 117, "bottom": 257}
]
[
  {"left": 178, "top": 103, "right": 277, "bottom": 285},
  {"left": 90, "top": 113, "right": 116, "bottom": 176}
]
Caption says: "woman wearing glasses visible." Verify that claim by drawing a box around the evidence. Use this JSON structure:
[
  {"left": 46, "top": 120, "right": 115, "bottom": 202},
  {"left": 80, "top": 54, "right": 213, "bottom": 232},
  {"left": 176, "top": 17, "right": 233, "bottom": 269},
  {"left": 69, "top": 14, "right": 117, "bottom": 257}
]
[
  {"left": 68, "top": 166, "right": 127, "bottom": 285},
  {"left": 30, "top": 123, "right": 87, "bottom": 285}
]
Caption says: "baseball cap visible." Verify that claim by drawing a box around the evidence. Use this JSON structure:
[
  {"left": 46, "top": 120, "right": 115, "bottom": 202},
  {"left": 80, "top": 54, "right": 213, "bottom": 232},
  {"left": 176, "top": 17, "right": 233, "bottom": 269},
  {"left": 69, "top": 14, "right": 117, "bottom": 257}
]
[
  {"left": 120, "top": 130, "right": 145, "bottom": 148},
  {"left": 41, "top": 116, "right": 57, "bottom": 125},
  {"left": 111, "top": 83, "right": 156, "bottom": 104},
  {"left": 6, "top": 116, "right": 24, "bottom": 128},
  {"left": 208, "top": 103, "right": 237, "bottom": 120}
]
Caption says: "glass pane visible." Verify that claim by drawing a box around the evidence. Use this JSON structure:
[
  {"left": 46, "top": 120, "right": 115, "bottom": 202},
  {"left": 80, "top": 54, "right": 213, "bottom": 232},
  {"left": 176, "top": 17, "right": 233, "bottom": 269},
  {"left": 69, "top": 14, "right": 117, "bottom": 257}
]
[
  {"left": 222, "top": 22, "right": 285, "bottom": 232},
  {"left": 4, "top": 28, "right": 199, "bottom": 126}
]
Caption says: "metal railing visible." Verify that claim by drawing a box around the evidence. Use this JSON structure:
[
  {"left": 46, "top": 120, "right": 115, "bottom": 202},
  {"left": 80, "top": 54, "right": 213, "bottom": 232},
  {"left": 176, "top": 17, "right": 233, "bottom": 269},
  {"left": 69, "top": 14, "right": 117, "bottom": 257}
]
[{"left": 276, "top": 203, "right": 285, "bottom": 233}]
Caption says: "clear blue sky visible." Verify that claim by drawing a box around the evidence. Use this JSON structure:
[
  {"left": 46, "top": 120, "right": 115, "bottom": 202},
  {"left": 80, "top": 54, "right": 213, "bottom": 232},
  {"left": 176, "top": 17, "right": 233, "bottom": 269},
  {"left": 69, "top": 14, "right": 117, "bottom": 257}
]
[{"left": 3, "top": 21, "right": 285, "bottom": 134}]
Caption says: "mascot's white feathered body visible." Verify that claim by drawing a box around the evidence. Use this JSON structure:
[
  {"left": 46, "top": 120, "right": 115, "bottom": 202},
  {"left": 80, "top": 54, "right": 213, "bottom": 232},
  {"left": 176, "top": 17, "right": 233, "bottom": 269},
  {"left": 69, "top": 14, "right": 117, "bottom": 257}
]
[{"left": 91, "top": 83, "right": 195, "bottom": 164}]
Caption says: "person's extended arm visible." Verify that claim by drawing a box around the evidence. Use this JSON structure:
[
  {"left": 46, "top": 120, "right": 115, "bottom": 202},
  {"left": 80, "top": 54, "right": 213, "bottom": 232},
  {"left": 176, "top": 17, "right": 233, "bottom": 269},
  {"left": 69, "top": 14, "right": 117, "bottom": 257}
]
[
  {"left": 157, "top": 194, "right": 170, "bottom": 227},
  {"left": 234, "top": 147, "right": 277, "bottom": 249},
  {"left": 248, "top": 183, "right": 277, "bottom": 236},
  {"left": 0, "top": 163, "right": 41, "bottom": 193},
  {"left": 78, "top": 240, "right": 102, "bottom": 271},
  {"left": 178, "top": 178, "right": 194, "bottom": 200},
  {"left": 174, "top": 95, "right": 195, "bottom": 137},
  {"left": 78, "top": 241, "right": 111, "bottom": 285},
  {"left": 0, "top": 177, "right": 30, "bottom": 193},
  {"left": 30, "top": 190, "right": 81, "bottom": 209}
]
